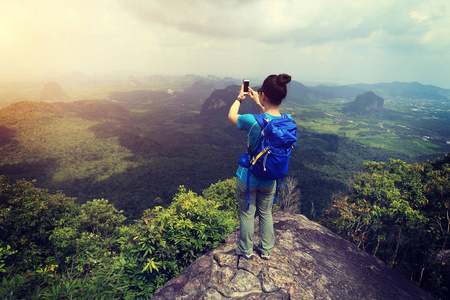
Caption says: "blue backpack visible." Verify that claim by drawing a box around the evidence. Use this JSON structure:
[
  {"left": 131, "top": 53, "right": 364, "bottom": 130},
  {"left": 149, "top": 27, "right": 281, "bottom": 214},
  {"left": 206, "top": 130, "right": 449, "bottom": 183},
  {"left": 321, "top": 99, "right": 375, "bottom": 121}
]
[{"left": 238, "top": 113, "right": 298, "bottom": 210}]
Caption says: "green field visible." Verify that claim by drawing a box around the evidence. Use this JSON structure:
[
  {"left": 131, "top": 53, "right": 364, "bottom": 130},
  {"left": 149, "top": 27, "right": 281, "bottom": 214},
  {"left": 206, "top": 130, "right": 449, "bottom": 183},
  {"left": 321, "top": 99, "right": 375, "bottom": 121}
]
[{"left": 291, "top": 100, "right": 450, "bottom": 159}]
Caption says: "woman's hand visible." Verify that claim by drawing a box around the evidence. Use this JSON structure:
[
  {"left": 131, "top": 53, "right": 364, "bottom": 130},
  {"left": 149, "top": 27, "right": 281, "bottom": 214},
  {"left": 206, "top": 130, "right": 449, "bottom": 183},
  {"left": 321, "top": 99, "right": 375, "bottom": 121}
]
[
  {"left": 248, "top": 87, "right": 265, "bottom": 113},
  {"left": 228, "top": 84, "right": 247, "bottom": 126},
  {"left": 248, "top": 87, "right": 259, "bottom": 104},
  {"left": 238, "top": 84, "right": 247, "bottom": 100}
]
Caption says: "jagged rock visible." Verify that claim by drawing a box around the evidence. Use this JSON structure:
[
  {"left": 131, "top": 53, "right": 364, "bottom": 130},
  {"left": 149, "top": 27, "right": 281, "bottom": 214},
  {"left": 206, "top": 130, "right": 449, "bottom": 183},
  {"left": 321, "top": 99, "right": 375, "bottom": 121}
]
[{"left": 152, "top": 212, "right": 434, "bottom": 300}]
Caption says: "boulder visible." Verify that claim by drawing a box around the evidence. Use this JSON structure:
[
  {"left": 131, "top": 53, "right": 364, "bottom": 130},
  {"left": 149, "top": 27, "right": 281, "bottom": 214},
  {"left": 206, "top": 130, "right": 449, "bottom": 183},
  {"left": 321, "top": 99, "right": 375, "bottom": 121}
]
[{"left": 152, "top": 212, "right": 434, "bottom": 300}]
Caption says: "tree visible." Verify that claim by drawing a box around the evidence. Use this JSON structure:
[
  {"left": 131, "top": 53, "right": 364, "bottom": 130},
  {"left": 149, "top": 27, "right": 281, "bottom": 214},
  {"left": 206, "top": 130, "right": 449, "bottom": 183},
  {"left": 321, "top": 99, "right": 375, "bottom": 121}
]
[
  {"left": 0, "top": 175, "right": 78, "bottom": 271},
  {"left": 321, "top": 154, "right": 450, "bottom": 299}
]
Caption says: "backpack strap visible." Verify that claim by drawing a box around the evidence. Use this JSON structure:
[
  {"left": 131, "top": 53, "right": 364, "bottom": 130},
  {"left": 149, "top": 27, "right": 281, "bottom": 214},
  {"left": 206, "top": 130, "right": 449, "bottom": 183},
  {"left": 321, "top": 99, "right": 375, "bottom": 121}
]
[
  {"left": 273, "top": 180, "right": 278, "bottom": 204},
  {"left": 273, "top": 178, "right": 285, "bottom": 205},
  {"left": 253, "top": 114, "right": 267, "bottom": 128},
  {"left": 255, "top": 113, "right": 289, "bottom": 125},
  {"left": 247, "top": 114, "right": 266, "bottom": 160},
  {"left": 246, "top": 167, "right": 251, "bottom": 210}
]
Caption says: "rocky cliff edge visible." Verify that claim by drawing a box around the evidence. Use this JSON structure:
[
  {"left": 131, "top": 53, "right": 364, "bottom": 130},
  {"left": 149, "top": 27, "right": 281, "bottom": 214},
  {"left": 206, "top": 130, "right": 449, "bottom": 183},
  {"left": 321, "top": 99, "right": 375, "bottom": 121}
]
[{"left": 152, "top": 212, "right": 434, "bottom": 300}]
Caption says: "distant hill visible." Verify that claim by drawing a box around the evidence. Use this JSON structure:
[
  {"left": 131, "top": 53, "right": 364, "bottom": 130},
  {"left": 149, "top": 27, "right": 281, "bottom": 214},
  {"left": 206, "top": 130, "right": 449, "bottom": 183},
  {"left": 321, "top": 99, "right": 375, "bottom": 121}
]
[
  {"left": 200, "top": 85, "right": 261, "bottom": 117},
  {"left": 285, "top": 80, "right": 328, "bottom": 104},
  {"left": 5, "top": 73, "right": 450, "bottom": 110},
  {"left": 40, "top": 71, "right": 96, "bottom": 87},
  {"left": 176, "top": 80, "right": 219, "bottom": 106},
  {"left": 199, "top": 80, "right": 327, "bottom": 116},
  {"left": 309, "top": 84, "right": 366, "bottom": 99},
  {"left": 40, "top": 82, "right": 70, "bottom": 101},
  {"left": 342, "top": 91, "right": 384, "bottom": 114},
  {"left": 198, "top": 79, "right": 409, "bottom": 111},
  {"left": 141, "top": 74, "right": 239, "bottom": 90},
  {"left": 349, "top": 82, "right": 450, "bottom": 100},
  {"left": 310, "top": 81, "right": 450, "bottom": 100},
  {"left": 109, "top": 89, "right": 171, "bottom": 107}
]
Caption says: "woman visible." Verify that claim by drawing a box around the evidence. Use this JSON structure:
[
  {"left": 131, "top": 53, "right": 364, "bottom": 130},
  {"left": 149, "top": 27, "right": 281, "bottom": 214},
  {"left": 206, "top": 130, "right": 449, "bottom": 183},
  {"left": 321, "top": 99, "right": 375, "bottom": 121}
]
[{"left": 228, "top": 73, "right": 292, "bottom": 260}]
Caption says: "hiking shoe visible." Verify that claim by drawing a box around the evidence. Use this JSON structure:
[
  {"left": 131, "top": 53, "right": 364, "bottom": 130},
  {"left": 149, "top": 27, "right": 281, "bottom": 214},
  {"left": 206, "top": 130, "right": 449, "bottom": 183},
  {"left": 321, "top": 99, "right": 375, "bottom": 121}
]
[
  {"left": 260, "top": 253, "right": 270, "bottom": 260},
  {"left": 236, "top": 248, "right": 254, "bottom": 259}
]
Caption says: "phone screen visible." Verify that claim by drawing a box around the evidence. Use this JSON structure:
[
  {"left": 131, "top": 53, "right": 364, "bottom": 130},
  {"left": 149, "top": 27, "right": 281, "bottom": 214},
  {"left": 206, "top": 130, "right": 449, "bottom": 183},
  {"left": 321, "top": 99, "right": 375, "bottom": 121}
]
[{"left": 243, "top": 79, "right": 249, "bottom": 94}]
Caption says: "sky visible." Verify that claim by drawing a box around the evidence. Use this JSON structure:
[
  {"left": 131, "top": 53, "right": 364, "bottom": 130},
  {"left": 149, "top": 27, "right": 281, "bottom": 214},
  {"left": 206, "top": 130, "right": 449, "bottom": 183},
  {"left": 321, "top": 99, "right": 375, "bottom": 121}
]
[{"left": 1, "top": 0, "right": 450, "bottom": 88}]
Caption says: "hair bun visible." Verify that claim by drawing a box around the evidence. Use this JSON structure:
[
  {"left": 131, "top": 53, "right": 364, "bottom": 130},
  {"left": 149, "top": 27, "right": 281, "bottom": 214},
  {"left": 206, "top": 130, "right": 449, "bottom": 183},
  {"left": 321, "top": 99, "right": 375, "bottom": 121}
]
[{"left": 276, "top": 74, "right": 291, "bottom": 86}]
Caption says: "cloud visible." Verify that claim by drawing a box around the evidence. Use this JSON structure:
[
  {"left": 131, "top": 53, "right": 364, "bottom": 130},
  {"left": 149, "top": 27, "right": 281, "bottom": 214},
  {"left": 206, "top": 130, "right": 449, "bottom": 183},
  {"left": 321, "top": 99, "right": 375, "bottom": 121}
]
[
  {"left": 118, "top": 0, "right": 450, "bottom": 50},
  {"left": 1, "top": 0, "right": 450, "bottom": 87},
  {"left": 119, "top": 0, "right": 249, "bottom": 38},
  {"left": 410, "top": 10, "right": 429, "bottom": 23}
]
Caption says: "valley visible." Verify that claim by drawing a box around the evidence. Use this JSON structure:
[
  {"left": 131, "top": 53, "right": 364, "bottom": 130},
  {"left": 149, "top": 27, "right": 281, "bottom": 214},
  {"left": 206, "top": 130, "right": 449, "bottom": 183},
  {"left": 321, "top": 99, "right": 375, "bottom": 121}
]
[{"left": 1, "top": 75, "right": 449, "bottom": 221}]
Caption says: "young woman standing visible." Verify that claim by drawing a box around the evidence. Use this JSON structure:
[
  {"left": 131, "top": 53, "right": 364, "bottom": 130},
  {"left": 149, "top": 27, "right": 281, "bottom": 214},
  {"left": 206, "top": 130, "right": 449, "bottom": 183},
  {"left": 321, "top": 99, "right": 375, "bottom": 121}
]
[{"left": 228, "top": 73, "right": 292, "bottom": 260}]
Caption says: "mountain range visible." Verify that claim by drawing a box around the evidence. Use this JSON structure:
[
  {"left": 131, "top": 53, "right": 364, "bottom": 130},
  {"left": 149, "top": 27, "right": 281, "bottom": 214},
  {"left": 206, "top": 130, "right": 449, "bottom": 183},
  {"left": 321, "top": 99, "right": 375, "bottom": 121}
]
[
  {"left": 31, "top": 72, "right": 450, "bottom": 103},
  {"left": 309, "top": 81, "right": 450, "bottom": 101}
]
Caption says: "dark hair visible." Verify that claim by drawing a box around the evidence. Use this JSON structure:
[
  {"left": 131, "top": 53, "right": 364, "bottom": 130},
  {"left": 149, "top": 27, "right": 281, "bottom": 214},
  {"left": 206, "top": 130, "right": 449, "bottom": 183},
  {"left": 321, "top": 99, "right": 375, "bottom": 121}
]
[{"left": 260, "top": 73, "right": 291, "bottom": 105}]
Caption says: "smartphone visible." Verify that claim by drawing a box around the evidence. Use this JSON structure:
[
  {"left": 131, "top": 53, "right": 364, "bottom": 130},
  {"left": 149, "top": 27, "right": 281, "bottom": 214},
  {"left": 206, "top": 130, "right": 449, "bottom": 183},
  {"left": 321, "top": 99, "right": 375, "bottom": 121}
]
[{"left": 243, "top": 79, "right": 250, "bottom": 95}]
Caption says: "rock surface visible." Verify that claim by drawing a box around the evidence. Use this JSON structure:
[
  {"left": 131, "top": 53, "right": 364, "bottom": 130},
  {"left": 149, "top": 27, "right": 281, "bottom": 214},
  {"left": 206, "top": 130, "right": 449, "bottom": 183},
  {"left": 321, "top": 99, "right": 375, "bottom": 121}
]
[{"left": 152, "top": 212, "right": 434, "bottom": 300}]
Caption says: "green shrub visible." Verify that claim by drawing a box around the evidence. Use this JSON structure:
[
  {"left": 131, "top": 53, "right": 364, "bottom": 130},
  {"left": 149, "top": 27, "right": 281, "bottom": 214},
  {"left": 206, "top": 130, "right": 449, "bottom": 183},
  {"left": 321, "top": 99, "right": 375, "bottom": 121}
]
[
  {"left": 118, "top": 185, "right": 238, "bottom": 297},
  {"left": 0, "top": 177, "right": 239, "bottom": 299},
  {"left": 202, "top": 177, "right": 238, "bottom": 218},
  {"left": 0, "top": 175, "right": 78, "bottom": 271}
]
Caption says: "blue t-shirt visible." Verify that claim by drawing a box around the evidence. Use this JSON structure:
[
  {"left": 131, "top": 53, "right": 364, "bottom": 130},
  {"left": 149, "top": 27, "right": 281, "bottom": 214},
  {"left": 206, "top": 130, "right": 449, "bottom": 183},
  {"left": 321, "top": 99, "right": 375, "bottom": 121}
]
[{"left": 236, "top": 113, "right": 292, "bottom": 187}]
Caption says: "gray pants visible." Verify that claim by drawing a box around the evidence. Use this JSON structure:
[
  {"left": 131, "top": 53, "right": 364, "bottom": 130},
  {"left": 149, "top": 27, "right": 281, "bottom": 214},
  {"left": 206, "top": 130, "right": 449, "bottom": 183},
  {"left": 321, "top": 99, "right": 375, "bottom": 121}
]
[{"left": 236, "top": 178, "right": 276, "bottom": 256}]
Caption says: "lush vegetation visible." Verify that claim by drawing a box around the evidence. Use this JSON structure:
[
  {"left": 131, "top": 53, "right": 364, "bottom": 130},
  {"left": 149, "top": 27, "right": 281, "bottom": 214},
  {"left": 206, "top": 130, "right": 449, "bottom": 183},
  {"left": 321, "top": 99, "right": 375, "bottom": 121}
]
[
  {"left": 2, "top": 153, "right": 449, "bottom": 298},
  {"left": 0, "top": 100, "right": 248, "bottom": 220},
  {"left": 321, "top": 153, "right": 450, "bottom": 299},
  {"left": 3, "top": 96, "right": 445, "bottom": 223},
  {"left": 0, "top": 176, "right": 238, "bottom": 299},
  {"left": 2, "top": 76, "right": 450, "bottom": 299}
]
